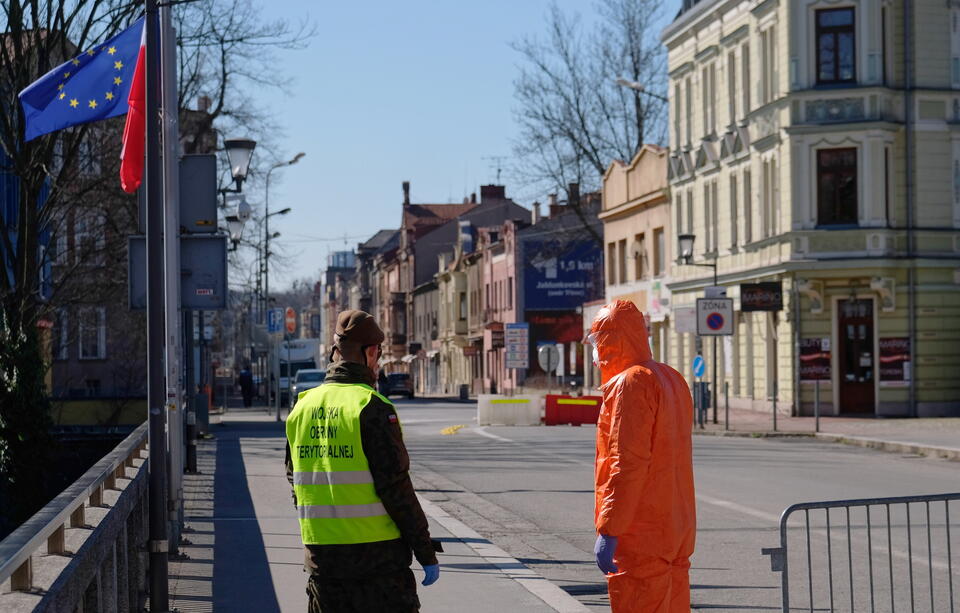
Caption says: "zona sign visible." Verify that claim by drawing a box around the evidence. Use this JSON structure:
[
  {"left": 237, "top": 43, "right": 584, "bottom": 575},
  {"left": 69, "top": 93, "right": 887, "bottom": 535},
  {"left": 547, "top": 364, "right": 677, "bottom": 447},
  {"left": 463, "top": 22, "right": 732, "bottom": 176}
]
[{"left": 696, "top": 298, "right": 734, "bottom": 336}]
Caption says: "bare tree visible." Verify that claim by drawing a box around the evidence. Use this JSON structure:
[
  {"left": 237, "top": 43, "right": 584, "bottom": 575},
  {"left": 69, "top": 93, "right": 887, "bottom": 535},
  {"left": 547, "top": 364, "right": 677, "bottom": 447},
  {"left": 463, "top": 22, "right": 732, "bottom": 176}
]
[{"left": 511, "top": 0, "right": 667, "bottom": 241}]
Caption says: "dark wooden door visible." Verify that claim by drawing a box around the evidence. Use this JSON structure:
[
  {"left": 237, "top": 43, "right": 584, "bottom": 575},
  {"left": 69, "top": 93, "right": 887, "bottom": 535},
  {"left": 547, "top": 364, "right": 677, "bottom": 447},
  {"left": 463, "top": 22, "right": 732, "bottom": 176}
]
[{"left": 838, "top": 298, "right": 875, "bottom": 414}]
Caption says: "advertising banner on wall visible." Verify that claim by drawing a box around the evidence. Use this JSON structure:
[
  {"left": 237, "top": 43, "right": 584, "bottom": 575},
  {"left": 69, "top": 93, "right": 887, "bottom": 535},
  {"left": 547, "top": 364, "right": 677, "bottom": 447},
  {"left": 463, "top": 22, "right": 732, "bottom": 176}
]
[
  {"left": 740, "top": 282, "right": 783, "bottom": 312},
  {"left": 799, "top": 337, "right": 831, "bottom": 382},
  {"left": 879, "top": 337, "right": 911, "bottom": 386},
  {"left": 522, "top": 239, "right": 602, "bottom": 310}
]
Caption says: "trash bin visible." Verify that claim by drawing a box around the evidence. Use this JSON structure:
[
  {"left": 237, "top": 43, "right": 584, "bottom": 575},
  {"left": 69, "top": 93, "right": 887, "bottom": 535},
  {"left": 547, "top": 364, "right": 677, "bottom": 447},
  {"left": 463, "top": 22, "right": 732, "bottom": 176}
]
[{"left": 458, "top": 384, "right": 469, "bottom": 401}]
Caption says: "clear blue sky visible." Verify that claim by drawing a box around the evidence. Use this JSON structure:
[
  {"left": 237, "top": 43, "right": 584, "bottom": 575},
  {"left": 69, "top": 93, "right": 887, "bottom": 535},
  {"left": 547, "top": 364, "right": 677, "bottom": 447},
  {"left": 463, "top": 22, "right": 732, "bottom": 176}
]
[{"left": 254, "top": 0, "right": 677, "bottom": 289}]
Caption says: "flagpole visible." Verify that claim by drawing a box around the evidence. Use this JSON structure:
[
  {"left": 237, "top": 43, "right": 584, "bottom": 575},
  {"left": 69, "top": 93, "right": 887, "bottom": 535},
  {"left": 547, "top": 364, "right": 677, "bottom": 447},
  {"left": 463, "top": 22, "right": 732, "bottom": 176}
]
[
  {"left": 145, "top": 0, "right": 170, "bottom": 610},
  {"left": 159, "top": 0, "right": 184, "bottom": 556}
]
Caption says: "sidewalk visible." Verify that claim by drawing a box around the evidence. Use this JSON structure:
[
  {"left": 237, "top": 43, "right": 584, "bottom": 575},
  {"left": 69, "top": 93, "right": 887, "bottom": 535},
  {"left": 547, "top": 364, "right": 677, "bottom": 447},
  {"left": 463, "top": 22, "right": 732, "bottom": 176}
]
[
  {"left": 167, "top": 406, "right": 586, "bottom": 612},
  {"left": 695, "top": 406, "right": 960, "bottom": 460}
]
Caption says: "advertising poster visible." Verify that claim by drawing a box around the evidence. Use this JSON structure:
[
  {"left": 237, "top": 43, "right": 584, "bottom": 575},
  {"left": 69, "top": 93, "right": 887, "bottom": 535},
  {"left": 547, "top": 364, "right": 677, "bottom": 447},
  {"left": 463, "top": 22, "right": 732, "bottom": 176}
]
[
  {"left": 879, "top": 337, "right": 911, "bottom": 386},
  {"left": 799, "top": 337, "right": 831, "bottom": 382}
]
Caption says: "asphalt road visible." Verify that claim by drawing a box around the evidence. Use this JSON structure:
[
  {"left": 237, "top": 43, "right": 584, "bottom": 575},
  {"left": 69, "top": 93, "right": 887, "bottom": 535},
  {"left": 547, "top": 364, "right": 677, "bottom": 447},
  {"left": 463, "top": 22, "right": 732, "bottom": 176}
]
[{"left": 394, "top": 398, "right": 960, "bottom": 611}]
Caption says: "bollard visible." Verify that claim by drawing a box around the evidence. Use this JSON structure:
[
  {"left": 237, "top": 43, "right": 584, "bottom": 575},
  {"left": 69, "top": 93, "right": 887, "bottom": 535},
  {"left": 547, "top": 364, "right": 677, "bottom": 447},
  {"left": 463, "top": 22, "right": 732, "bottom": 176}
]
[
  {"left": 186, "top": 409, "right": 198, "bottom": 474},
  {"left": 814, "top": 378, "right": 820, "bottom": 433},
  {"left": 724, "top": 381, "right": 729, "bottom": 431},
  {"left": 772, "top": 380, "right": 778, "bottom": 432}
]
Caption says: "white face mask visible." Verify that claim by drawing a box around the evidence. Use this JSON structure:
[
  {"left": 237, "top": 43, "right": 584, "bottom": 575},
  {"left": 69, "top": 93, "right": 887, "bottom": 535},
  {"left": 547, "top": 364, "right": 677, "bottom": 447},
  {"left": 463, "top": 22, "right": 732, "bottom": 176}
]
[{"left": 587, "top": 333, "right": 599, "bottom": 367}]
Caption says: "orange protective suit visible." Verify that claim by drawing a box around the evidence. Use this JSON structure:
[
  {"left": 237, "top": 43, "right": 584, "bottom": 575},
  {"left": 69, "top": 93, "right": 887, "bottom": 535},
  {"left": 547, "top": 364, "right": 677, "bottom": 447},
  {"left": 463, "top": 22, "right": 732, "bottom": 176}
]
[{"left": 592, "top": 300, "right": 696, "bottom": 613}]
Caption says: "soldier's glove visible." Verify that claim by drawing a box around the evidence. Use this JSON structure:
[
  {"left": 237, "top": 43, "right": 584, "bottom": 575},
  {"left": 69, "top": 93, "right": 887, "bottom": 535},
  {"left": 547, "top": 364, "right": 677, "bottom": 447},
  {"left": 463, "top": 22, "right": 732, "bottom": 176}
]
[
  {"left": 594, "top": 534, "right": 619, "bottom": 574},
  {"left": 421, "top": 563, "right": 440, "bottom": 586}
]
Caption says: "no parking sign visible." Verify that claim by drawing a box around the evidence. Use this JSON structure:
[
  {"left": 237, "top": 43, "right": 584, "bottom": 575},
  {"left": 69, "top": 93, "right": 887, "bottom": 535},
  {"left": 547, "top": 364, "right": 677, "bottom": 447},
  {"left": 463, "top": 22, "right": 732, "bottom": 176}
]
[{"left": 696, "top": 298, "right": 734, "bottom": 336}]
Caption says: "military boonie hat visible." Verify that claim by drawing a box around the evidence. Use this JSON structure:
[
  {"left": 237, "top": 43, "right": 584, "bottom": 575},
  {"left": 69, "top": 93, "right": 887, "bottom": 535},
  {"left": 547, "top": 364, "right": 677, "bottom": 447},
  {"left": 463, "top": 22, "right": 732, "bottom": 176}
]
[{"left": 331, "top": 310, "right": 384, "bottom": 360}]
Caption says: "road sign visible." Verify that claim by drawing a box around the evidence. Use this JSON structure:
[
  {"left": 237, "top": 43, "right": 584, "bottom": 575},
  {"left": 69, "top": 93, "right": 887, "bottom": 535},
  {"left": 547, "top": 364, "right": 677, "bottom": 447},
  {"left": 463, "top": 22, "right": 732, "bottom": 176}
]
[
  {"left": 267, "top": 308, "right": 284, "bottom": 334},
  {"left": 692, "top": 355, "right": 705, "bottom": 378},
  {"left": 505, "top": 323, "right": 529, "bottom": 369},
  {"left": 705, "top": 286, "right": 727, "bottom": 299},
  {"left": 696, "top": 298, "right": 734, "bottom": 336},
  {"left": 285, "top": 307, "right": 297, "bottom": 334},
  {"left": 537, "top": 344, "right": 559, "bottom": 373}
]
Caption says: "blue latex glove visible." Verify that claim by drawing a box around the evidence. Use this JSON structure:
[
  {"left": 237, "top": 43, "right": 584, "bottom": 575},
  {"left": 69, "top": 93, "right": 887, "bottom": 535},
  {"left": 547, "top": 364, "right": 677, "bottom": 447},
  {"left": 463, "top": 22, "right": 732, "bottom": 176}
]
[
  {"left": 594, "top": 534, "right": 619, "bottom": 574},
  {"left": 421, "top": 563, "right": 440, "bottom": 586}
]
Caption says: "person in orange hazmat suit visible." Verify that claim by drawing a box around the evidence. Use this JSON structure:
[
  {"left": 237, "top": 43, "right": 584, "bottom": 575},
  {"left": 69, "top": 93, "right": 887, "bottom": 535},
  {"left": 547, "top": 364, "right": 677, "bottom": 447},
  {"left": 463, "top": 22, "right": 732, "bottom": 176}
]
[{"left": 590, "top": 300, "right": 696, "bottom": 613}]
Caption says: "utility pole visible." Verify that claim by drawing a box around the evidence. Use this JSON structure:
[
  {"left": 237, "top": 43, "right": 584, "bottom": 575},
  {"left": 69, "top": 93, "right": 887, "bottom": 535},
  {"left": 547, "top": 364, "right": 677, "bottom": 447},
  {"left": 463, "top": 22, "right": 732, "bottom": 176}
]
[
  {"left": 145, "top": 0, "right": 170, "bottom": 609},
  {"left": 159, "top": 1, "right": 183, "bottom": 554}
]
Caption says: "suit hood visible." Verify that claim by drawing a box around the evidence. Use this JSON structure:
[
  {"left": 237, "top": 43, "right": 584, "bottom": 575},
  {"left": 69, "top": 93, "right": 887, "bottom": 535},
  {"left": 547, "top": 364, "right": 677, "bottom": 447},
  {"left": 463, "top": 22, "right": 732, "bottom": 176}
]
[{"left": 590, "top": 299, "right": 652, "bottom": 385}]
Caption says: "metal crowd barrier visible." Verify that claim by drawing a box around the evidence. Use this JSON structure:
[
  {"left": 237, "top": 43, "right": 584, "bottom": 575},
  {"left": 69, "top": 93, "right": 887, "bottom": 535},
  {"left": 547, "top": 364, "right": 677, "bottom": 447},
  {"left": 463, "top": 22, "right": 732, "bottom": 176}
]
[
  {"left": 762, "top": 492, "right": 959, "bottom": 613},
  {"left": 0, "top": 422, "right": 149, "bottom": 611}
]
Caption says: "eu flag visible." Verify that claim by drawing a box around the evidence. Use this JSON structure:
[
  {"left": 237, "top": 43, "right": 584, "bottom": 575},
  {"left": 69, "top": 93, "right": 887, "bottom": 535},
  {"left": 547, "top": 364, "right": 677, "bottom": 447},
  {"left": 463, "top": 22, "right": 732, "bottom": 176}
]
[{"left": 18, "top": 17, "right": 144, "bottom": 142}]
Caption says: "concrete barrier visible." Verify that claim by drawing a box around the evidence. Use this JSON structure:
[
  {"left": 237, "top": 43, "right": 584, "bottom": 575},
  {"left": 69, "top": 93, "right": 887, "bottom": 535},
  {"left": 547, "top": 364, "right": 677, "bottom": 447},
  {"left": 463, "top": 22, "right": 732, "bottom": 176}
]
[
  {"left": 477, "top": 394, "right": 542, "bottom": 426},
  {"left": 544, "top": 395, "right": 602, "bottom": 426}
]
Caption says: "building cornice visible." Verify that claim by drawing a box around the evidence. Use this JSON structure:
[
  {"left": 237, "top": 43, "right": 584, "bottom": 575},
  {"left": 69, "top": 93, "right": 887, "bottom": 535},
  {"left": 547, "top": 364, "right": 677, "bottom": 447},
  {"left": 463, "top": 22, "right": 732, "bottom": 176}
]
[
  {"left": 598, "top": 192, "right": 669, "bottom": 221},
  {"left": 669, "top": 61, "right": 695, "bottom": 80},
  {"left": 720, "top": 24, "right": 749, "bottom": 47},
  {"left": 694, "top": 45, "right": 719, "bottom": 63}
]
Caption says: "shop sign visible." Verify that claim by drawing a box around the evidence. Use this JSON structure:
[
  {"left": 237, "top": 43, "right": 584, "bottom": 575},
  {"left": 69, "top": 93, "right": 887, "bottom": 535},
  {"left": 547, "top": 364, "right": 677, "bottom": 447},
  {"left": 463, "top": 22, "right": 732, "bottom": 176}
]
[
  {"left": 800, "top": 337, "right": 831, "bottom": 382},
  {"left": 462, "top": 346, "right": 479, "bottom": 357},
  {"left": 740, "top": 282, "right": 783, "bottom": 312},
  {"left": 879, "top": 337, "right": 911, "bottom": 386}
]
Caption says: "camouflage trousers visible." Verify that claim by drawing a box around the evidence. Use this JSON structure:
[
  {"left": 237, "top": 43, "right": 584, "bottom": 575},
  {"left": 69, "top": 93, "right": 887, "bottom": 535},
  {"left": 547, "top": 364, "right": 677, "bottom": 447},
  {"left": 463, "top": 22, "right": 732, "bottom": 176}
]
[{"left": 306, "top": 569, "right": 420, "bottom": 613}]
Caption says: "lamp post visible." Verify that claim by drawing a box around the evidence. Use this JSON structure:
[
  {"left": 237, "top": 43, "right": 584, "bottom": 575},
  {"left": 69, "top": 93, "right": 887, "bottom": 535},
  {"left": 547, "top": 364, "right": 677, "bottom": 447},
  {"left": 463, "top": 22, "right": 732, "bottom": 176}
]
[
  {"left": 263, "top": 151, "right": 304, "bottom": 421},
  {"left": 614, "top": 77, "right": 670, "bottom": 103},
  {"left": 677, "top": 233, "right": 720, "bottom": 425}
]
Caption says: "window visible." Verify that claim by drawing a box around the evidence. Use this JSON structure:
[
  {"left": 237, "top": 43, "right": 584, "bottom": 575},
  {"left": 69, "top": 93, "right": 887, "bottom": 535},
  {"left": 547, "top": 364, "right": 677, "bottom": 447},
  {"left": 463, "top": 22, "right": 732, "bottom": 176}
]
[
  {"left": 744, "top": 169, "right": 753, "bottom": 243},
  {"left": 78, "top": 307, "right": 106, "bottom": 359},
  {"left": 760, "top": 27, "right": 778, "bottom": 104},
  {"left": 703, "top": 183, "right": 712, "bottom": 252},
  {"left": 711, "top": 181, "right": 719, "bottom": 252},
  {"left": 507, "top": 277, "right": 513, "bottom": 309},
  {"left": 617, "top": 239, "right": 627, "bottom": 284},
  {"left": 74, "top": 211, "right": 105, "bottom": 266},
  {"left": 53, "top": 308, "right": 68, "bottom": 360},
  {"left": 653, "top": 228, "right": 665, "bottom": 276},
  {"left": 729, "top": 173, "right": 739, "bottom": 247},
  {"left": 817, "top": 148, "right": 858, "bottom": 226},
  {"left": 485, "top": 283, "right": 490, "bottom": 310},
  {"left": 607, "top": 243, "right": 616, "bottom": 285},
  {"left": 675, "top": 195, "right": 683, "bottom": 241},
  {"left": 685, "top": 190, "right": 694, "bottom": 234},
  {"left": 816, "top": 8, "right": 855, "bottom": 84},
  {"left": 459, "top": 292, "right": 467, "bottom": 321},
  {"left": 741, "top": 43, "right": 751, "bottom": 114},
  {"left": 701, "top": 64, "right": 716, "bottom": 136},
  {"left": 674, "top": 83, "right": 682, "bottom": 145},
  {"left": 684, "top": 76, "right": 692, "bottom": 145},
  {"left": 634, "top": 233, "right": 646, "bottom": 281},
  {"left": 727, "top": 51, "right": 737, "bottom": 123}
]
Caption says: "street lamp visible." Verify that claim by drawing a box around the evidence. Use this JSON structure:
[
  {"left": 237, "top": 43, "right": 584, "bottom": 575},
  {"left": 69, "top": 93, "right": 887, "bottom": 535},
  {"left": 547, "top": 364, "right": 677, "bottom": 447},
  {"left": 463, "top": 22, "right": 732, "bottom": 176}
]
[
  {"left": 262, "top": 152, "right": 305, "bottom": 422},
  {"left": 615, "top": 78, "right": 669, "bottom": 103},
  {"left": 676, "top": 233, "right": 721, "bottom": 428},
  {"left": 224, "top": 138, "right": 257, "bottom": 191}
]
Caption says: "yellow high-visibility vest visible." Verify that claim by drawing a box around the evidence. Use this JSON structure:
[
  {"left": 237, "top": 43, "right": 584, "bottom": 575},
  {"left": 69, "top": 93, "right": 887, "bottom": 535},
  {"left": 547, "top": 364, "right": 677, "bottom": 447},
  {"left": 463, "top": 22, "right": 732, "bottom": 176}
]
[{"left": 286, "top": 382, "right": 402, "bottom": 545}]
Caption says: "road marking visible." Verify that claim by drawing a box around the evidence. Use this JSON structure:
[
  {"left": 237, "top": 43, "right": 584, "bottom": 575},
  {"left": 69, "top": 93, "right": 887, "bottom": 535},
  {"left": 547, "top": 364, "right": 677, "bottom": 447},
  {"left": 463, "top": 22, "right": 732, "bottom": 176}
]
[
  {"left": 418, "top": 495, "right": 590, "bottom": 613},
  {"left": 440, "top": 424, "right": 467, "bottom": 435},
  {"left": 695, "top": 493, "right": 781, "bottom": 524},
  {"left": 471, "top": 426, "right": 515, "bottom": 443}
]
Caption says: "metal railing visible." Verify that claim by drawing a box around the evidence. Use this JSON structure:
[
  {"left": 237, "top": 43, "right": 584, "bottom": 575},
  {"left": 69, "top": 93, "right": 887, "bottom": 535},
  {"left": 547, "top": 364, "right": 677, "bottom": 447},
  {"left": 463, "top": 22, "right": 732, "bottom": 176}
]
[
  {"left": 0, "top": 422, "right": 149, "bottom": 611},
  {"left": 762, "top": 492, "right": 959, "bottom": 613}
]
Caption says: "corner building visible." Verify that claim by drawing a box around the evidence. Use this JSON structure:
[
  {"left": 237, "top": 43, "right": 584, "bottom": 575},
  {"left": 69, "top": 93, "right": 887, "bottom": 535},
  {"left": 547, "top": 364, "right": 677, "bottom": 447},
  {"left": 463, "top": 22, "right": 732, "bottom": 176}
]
[{"left": 664, "top": 0, "right": 960, "bottom": 417}]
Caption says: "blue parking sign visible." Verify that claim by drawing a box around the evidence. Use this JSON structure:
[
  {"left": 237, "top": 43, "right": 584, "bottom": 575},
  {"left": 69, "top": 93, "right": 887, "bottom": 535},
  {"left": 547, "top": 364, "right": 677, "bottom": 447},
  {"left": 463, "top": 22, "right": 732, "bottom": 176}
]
[{"left": 267, "top": 308, "right": 284, "bottom": 334}]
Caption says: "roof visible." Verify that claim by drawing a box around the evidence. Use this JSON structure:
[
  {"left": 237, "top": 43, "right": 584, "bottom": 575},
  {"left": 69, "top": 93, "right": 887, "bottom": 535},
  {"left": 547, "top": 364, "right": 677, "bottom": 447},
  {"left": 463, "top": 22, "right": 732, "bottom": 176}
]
[
  {"left": 374, "top": 229, "right": 400, "bottom": 256},
  {"left": 518, "top": 192, "right": 603, "bottom": 239},
  {"left": 360, "top": 229, "right": 398, "bottom": 251},
  {"left": 403, "top": 202, "right": 479, "bottom": 239}
]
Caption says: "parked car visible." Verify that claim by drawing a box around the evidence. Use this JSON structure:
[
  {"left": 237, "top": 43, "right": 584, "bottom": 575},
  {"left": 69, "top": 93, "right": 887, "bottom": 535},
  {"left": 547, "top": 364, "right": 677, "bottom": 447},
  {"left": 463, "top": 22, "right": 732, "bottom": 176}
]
[
  {"left": 380, "top": 373, "right": 414, "bottom": 399},
  {"left": 289, "top": 369, "right": 326, "bottom": 408}
]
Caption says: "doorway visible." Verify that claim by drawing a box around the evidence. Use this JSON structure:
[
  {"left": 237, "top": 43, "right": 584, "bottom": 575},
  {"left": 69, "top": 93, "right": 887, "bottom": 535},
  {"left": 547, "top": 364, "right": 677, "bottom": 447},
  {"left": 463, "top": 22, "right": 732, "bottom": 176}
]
[{"left": 837, "top": 298, "right": 875, "bottom": 414}]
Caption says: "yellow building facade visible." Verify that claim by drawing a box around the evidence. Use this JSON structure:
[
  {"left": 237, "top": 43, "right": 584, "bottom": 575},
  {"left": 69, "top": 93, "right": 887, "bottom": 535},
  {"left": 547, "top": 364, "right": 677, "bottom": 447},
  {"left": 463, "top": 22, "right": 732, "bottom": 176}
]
[{"left": 663, "top": 0, "right": 960, "bottom": 417}]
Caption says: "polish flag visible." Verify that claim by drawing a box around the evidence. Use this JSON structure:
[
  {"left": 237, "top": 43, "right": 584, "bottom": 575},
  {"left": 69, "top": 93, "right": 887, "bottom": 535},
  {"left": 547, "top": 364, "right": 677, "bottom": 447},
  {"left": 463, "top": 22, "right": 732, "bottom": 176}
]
[{"left": 119, "top": 22, "right": 146, "bottom": 194}]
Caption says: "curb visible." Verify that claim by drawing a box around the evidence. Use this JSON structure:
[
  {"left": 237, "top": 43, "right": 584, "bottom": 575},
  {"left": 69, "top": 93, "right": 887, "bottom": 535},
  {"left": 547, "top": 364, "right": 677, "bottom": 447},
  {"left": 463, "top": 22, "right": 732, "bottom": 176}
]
[
  {"left": 692, "top": 429, "right": 960, "bottom": 461},
  {"left": 692, "top": 430, "right": 815, "bottom": 439},
  {"left": 814, "top": 433, "right": 960, "bottom": 461}
]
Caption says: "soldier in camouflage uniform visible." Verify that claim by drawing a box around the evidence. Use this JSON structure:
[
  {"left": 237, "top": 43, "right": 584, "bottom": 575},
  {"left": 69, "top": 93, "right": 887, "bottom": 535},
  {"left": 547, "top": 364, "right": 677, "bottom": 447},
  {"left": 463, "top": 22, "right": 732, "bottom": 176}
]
[{"left": 286, "top": 310, "right": 439, "bottom": 612}]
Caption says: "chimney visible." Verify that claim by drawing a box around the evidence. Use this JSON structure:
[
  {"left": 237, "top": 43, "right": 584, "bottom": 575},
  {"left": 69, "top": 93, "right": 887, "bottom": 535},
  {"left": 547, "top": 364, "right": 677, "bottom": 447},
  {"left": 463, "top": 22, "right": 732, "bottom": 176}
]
[
  {"left": 402, "top": 181, "right": 410, "bottom": 206},
  {"left": 531, "top": 201, "right": 541, "bottom": 224},
  {"left": 470, "top": 192, "right": 477, "bottom": 204},
  {"left": 568, "top": 182, "right": 580, "bottom": 208},
  {"left": 480, "top": 185, "right": 506, "bottom": 202},
  {"left": 548, "top": 193, "right": 561, "bottom": 218},
  {"left": 198, "top": 95, "right": 211, "bottom": 112}
]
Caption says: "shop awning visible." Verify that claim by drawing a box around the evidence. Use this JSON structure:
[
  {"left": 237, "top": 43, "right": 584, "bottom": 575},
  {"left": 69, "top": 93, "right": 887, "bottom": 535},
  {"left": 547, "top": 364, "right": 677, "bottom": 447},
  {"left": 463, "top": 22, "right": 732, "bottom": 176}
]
[{"left": 401, "top": 354, "right": 417, "bottom": 363}]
